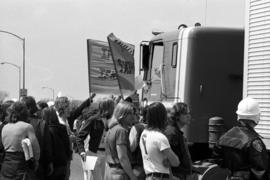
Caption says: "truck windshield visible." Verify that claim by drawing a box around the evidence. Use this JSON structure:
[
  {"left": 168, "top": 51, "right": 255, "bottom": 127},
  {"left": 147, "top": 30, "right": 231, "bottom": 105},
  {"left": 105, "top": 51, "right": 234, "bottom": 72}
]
[{"left": 149, "top": 42, "right": 164, "bottom": 101}]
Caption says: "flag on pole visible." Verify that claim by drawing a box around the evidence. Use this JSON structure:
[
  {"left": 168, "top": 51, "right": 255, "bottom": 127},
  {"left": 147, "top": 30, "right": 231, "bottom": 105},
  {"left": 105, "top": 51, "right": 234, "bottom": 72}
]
[
  {"left": 87, "top": 39, "right": 120, "bottom": 95},
  {"left": 107, "top": 33, "right": 135, "bottom": 96}
]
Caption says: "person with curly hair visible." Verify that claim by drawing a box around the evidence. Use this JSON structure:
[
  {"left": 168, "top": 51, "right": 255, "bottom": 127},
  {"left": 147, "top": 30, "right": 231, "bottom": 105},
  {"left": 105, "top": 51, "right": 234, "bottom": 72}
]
[
  {"left": 164, "top": 102, "right": 192, "bottom": 180},
  {"left": 0, "top": 101, "right": 40, "bottom": 180}
]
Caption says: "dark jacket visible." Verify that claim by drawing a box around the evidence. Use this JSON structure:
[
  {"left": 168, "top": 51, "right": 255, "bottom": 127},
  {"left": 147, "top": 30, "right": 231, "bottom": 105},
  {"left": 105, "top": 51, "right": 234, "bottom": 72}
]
[
  {"left": 76, "top": 113, "right": 104, "bottom": 154},
  {"left": 67, "top": 98, "right": 91, "bottom": 130},
  {"left": 29, "top": 115, "right": 53, "bottom": 167},
  {"left": 29, "top": 115, "right": 53, "bottom": 179},
  {"left": 42, "top": 108, "right": 72, "bottom": 167},
  {"left": 164, "top": 121, "right": 192, "bottom": 178},
  {"left": 0, "top": 123, "right": 5, "bottom": 169},
  {"left": 213, "top": 122, "right": 269, "bottom": 180}
]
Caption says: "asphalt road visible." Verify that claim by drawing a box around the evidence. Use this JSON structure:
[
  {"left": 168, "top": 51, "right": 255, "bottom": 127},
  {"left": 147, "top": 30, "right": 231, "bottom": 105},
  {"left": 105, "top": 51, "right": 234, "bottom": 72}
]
[
  {"left": 70, "top": 153, "right": 84, "bottom": 180},
  {"left": 69, "top": 151, "right": 106, "bottom": 180}
]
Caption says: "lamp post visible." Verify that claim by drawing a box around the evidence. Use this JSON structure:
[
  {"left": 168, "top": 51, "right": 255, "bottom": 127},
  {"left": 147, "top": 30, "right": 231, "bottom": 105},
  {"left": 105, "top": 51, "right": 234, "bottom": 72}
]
[
  {"left": 0, "top": 30, "right": 26, "bottom": 90},
  {"left": 0, "top": 61, "right": 21, "bottom": 99},
  {"left": 42, "top": 86, "right": 55, "bottom": 100}
]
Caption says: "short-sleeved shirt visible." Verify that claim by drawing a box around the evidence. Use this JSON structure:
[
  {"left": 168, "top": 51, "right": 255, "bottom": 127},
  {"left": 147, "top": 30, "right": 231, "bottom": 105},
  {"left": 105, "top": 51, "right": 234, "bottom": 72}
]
[
  {"left": 105, "top": 123, "right": 131, "bottom": 165},
  {"left": 139, "top": 129, "right": 171, "bottom": 174}
]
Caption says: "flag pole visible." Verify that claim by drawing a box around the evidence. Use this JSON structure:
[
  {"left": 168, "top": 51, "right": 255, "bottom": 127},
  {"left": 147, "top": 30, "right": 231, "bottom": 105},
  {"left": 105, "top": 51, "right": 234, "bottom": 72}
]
[
  {"left": 107, "top": 34, "right": 124, "bottom": 99},
  {"left": 87, "top": 39, "right": 93, "bottom": 97}
]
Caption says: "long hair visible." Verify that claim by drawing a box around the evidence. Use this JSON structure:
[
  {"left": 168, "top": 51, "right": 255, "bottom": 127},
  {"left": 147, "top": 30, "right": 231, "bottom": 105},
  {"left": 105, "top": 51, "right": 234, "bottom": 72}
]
[
  {"left": 113, "top": 101, "right": 134, "bottom": 125},
  {"left": 7, "top": 101, "right": 29, "bottom": 123},
  {"left": 99, "top": 97, "right": 115, "bottom": 119},
  {"left": 170, "top": 102, "right": 189, "bottom": 122},
  {"left": 21, "top": 96, "right": 38, "bottom": 115},
  {"left": 139, "top": 105, "right": 148, "bottom": 123},
  {"left": 37, "top": 100, "right": 48, "bottom": 110},
  {"left": 146, "top": 102, "right": 167, "bottom": 131}
]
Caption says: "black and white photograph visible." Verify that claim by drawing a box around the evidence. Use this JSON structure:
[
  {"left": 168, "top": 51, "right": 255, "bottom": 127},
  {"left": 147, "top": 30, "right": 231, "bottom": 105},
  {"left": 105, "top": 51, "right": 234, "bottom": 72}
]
[{"left": 1, "top": 0, "right": 270, "bottom": 180}]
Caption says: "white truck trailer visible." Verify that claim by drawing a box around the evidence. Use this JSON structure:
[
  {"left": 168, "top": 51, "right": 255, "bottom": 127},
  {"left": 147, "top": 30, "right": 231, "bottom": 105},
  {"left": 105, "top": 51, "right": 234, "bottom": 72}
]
[{"left": 244, "top": 0, "right": 270, "bottom": 149}]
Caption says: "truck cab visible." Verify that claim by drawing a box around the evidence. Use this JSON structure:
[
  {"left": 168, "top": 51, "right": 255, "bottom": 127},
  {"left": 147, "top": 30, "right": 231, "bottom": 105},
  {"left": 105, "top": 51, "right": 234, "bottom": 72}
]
[{"left": 140, "top": 26, "right": 244, "bottom": 160}]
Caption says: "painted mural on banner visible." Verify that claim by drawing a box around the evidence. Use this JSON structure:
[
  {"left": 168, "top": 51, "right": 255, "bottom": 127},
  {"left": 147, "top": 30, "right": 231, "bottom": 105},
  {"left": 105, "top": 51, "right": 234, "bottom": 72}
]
[
  {"left": 107, "top": 33, "right": 135, "bottom": 95},
  {"left": 87, "top": 39, "right": 120, "bottom": 94}
]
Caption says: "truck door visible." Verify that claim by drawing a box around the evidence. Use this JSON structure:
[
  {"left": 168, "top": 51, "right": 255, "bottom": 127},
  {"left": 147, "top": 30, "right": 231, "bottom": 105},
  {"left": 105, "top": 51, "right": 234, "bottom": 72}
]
[
  {"left": 141, "top": 40, "right": 178, "bottom": 103},
  {"left": 147, "top": 41, "right": 164, "bottom": 102},
  {"left": 162, "top": 41, "right": 178, "bottom": 101}
]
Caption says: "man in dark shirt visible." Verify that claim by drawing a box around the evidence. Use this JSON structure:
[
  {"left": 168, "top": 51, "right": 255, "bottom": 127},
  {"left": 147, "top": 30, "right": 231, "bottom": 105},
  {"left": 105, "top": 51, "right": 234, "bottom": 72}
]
[
  {"left": 76, "top": 97, "right": 115, "bottom": 180},
  {"left": 164, "top": 102, "right": 193, "bottom": 180},
  {"left": 43, "top": 96, "right": 93, "bottom": 180}
]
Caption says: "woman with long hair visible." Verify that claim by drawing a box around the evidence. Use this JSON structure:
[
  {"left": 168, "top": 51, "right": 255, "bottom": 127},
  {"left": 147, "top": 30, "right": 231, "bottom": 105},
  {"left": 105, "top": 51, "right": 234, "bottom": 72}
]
[
  {"left": 104, "top": 101, "right": 137, "bottom": 180},
  {"left": 0, "top": 101, "right": 40, "bottom": 180},
  {"left": 139, "top": 102, "right": 179, "bottom": 180}
]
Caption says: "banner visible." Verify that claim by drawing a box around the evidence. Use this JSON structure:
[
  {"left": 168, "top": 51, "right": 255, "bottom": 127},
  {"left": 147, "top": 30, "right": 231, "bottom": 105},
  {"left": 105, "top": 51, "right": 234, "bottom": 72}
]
[
  {"left": 107, "top": 33, "right": 135, "bottom": 95},
  {"left": 87, "top": 39, "right": 120, "bottom": 94}
]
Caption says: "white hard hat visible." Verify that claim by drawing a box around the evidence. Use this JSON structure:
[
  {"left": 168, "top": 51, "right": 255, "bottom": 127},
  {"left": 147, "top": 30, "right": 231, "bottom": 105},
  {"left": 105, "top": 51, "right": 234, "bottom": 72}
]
[{"left": 236, "top": 97, "right": 260, "bottom": 124}]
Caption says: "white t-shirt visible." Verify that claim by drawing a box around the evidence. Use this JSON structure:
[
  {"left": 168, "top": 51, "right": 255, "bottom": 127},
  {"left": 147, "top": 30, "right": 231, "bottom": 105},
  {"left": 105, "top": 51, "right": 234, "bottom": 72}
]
[{"left": 139, "top": 129, "right": 171, "bottom": 174}]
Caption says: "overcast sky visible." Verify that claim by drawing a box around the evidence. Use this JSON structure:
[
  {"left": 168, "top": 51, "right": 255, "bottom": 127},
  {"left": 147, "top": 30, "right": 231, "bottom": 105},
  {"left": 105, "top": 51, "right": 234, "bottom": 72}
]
[{"left": 0, "top": 0, "right": 245, "bottom": 100}]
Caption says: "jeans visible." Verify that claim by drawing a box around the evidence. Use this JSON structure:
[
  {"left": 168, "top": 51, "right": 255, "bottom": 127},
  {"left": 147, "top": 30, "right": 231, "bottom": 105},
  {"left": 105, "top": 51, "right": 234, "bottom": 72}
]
[{"left": 0, "top": 152, "right": 28, "bottom": 180}]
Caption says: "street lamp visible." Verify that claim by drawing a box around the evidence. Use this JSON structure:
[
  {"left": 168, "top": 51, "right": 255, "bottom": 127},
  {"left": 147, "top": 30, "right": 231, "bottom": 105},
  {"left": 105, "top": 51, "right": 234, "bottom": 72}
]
[
  {"left": 0, "top": 61, "right": 21, "bottom": 99},
  {"left": 0, "top": 30, "right": 26, "bottom": 90},
  {"left": 42, "top": 86, "right": 55, "bottom": 100}
]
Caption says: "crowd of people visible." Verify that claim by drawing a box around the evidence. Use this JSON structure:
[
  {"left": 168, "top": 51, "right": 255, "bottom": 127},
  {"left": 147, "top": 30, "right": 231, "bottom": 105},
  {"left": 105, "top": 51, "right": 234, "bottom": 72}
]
[{"left": 0, "top": 94, "right": 269, "bottom": 180}]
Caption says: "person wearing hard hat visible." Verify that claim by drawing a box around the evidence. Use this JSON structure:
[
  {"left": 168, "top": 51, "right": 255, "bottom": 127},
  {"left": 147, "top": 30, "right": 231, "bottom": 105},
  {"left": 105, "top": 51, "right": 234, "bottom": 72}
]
[{"left": 213, "top": 97, "right": 269, "bottom": 180}]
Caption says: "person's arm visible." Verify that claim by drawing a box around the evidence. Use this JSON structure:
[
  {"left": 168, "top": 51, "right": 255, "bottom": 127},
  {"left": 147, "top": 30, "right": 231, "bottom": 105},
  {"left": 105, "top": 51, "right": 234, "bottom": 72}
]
[
  {"left": 68, "top": 94, "right": 96, "bottom": 128},
  {"left": 76, "top": 118, "right": 93, "bottom": 160},
  {"left": 27, "top": 125, "right": 40, "bottom": 161},
  {"left": 249, "top": 139, "right": 269, "bottom": 180},
  {"left": 178, "top": 136, "right": 192, "bottom": 174},
  {"left": 212, "top": 142, "right": 224, "bottom": 165},
  {"left": 164, "top": 128, "right": 192, "bottom": 174},
  {"left": 159, "top": 133, "right": 179, "bottom": 167},
  {"left": 68, "top": 98, "right": 90, "bottom": 128},
  {"left": 129, "top": 126, "right": 138, "bottom": 152},
  {"left": 117, "top": 144, "right": 137, "bottom": 180},
  {"left": 116, "top": 128, "right": 137, "bottom": 180},
  {"left": 162, "top": 148, "right": 180, "bottom": 167}
]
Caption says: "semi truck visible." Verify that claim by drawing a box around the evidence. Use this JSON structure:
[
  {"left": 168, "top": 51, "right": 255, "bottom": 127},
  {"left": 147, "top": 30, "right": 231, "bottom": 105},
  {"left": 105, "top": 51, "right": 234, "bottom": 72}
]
[{"left": 139, "top": 26, "right": 244, "bottom": 160}]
